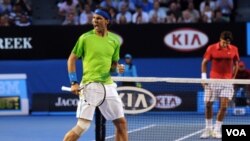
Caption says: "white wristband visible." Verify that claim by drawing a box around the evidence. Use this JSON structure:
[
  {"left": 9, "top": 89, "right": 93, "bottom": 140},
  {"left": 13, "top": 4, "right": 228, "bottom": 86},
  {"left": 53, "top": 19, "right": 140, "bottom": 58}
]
[{"left": 201, "top": 73, "right": 207, "bottom": 79}]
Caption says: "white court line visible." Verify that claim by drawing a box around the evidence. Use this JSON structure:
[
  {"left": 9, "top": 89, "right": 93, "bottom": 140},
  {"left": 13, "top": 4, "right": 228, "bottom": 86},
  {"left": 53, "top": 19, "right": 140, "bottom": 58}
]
[
  {"left": 174, "top": 129, "right": 205, "bottom": 141},
  {"left": 104, "top": 124, "right": 156, "bottom": 140}
]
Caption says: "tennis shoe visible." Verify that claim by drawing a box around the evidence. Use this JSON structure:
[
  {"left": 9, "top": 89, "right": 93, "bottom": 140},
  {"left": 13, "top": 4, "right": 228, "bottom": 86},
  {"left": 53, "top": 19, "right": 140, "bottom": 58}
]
[
  {"left": 200, "top": 128, "right": 212, "bottom": 139},
  {"left": 212, "top": 130, "right": 222, "bottom": 139}
]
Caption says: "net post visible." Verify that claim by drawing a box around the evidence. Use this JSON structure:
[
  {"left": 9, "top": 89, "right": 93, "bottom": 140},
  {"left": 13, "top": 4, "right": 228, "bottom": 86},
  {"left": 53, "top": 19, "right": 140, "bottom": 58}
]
[{"left": 95, "top": 108, "right": 106, "bottom": 141}]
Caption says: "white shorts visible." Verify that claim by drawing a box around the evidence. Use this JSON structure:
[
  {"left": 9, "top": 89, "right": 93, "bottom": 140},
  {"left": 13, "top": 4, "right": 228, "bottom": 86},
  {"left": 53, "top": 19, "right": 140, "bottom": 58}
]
[
  {"left": 204, "top": 83, "right": 234, "bottom": 102},
  {"left": 76, "top": 83, "right": 124, "bottom": 121}
]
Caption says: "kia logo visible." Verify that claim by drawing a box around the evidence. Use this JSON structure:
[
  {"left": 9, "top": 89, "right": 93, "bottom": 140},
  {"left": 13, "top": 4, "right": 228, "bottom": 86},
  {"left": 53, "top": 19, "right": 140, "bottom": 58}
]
[
  {"left": 164, "top": 28, "right": 208, "bottom": 51},
  {"left": 117, "top": 87, "right": 156, "bottom": 114},
  {"left": 155, "top": 95, "right": 182, "bottom": 109}
]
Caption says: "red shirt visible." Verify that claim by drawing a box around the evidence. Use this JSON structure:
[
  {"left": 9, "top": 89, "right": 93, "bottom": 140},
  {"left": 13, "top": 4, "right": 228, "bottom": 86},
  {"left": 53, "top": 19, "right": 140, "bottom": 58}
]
[{"left": 204, "top": 42, "right": 240, "bottom": 79}]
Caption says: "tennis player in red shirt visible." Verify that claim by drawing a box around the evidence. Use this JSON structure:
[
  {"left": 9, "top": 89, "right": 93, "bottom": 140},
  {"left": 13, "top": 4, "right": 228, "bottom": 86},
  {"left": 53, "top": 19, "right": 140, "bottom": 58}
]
[{"left": 200, "top": 31, "right": 240, "bottom": 139}]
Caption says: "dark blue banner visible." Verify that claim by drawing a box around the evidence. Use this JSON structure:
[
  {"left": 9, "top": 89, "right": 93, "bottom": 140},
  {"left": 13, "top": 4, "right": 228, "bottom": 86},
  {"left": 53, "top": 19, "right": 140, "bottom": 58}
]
[{"left": 0, "top": 23, "right": 247, "bottom": 59}]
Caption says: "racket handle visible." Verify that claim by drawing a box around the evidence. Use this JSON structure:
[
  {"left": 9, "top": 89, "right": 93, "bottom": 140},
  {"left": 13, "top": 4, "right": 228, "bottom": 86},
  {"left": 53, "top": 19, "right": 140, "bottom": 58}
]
[{"left": 61, "top": 86, "right": 71, "bottom": 92}]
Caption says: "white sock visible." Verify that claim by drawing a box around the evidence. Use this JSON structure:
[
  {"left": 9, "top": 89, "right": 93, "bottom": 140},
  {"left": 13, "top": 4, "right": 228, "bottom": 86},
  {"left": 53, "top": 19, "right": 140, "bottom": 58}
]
[
  {"left": 214, "top": 121, "right": 222, "bottom": 131},
  {"left": 205, "top": 119, "right": 213, "bottom": 130}
]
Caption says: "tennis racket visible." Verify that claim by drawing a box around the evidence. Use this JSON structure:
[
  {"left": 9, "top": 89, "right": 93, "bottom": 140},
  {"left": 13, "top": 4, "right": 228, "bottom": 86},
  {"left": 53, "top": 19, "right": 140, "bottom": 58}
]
[{"left": 61, "top": 82, "right": 106, "bottom": 107}]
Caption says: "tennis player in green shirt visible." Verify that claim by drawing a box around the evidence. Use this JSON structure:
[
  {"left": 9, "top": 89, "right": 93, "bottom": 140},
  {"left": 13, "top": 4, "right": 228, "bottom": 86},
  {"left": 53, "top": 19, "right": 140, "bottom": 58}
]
[{"left": 63, "top": 7, "right": 128, "bottom": 141}]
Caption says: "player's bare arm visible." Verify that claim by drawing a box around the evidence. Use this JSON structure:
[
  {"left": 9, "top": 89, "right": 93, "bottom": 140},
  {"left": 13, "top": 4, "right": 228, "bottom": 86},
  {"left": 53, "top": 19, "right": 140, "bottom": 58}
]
[
  {"left": 232, "top": 61, "right": 239, "bottom": 79},
  {"left": 201, "top": 58, "right": 209, "bottom": 87},
  {"left": 67, "top": 53, "right": 80, "bottom": 95},
  {"left": 201, "top": 58, "right": 209, "bottom": 75}
]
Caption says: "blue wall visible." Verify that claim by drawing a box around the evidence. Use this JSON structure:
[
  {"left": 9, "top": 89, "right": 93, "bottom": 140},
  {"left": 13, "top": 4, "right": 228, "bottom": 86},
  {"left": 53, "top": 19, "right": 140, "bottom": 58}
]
[
  {"left": 0, "top": 57, "right": 249, "bottom": 106},
  {"left": 247, "top": 22, "right": 250, "bottom": 55}
]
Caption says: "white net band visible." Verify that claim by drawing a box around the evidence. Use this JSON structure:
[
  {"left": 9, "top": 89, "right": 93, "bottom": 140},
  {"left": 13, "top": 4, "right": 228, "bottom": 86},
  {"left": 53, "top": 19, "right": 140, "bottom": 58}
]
[{"left": 111, "top": 76, "right": 250, "bottom": 84}]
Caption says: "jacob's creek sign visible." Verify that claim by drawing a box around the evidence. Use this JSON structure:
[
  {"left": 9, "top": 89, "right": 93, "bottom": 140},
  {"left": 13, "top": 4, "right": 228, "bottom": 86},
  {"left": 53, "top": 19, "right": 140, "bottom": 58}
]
[
  {"left": 54, "top": 96, "right": 79, "bottom": 107},
  {"left": 32, "top": 93, "right": 79, "bottom": 112},
  {"left": 0, "top": 37, "right": 32, "bottom": 49}
]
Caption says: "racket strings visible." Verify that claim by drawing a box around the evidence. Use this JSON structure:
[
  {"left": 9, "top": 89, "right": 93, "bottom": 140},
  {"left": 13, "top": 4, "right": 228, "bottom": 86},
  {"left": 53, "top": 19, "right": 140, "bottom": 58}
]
[{"left": 82, "top": 83, "right": 106, "bottom": 106}]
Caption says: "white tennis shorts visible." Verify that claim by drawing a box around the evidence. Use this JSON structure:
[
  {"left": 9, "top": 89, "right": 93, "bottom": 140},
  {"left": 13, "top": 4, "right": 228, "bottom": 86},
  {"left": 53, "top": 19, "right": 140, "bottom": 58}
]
[
  {"left": 204, "top": 83, "right": 234, "bottom": 102},
  {"left": 76, "top": 83, "right": 124, "bottom": 121}
]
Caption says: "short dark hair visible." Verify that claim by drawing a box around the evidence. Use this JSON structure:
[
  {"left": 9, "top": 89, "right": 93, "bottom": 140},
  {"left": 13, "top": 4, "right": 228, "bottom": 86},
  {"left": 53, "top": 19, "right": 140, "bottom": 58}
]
[{"left": 220, "top": 31, "right": 233, "bottom": 42}]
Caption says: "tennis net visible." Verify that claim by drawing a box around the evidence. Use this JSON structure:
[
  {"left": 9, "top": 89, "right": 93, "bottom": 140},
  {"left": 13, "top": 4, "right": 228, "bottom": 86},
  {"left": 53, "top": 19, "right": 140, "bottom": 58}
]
[{"left": 95, "top": 77, "right": 250, "bottom": 141}]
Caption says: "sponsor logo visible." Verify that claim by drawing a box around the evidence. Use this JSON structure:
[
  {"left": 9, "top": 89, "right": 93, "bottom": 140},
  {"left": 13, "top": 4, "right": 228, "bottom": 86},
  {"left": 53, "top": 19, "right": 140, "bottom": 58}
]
[
  {"left": 155, "top": 95, "right": 182, "bottom": 109},
  {"left": 54, "top": 97, "right": 79, "bottom": 107},
  {"left": 117, "top": 86, "right": 156, "bottom": 114},
  {"left": 32, "top": 94, "right": 79, "bottom": 112},
  {"left": 0, "top": 37, "right": 32, "bottom": 49},
  {"left": 0, "top": 81, "right": 20, "bottom": 95},
  {"left": 164, "top": 28, "right": 208, "bottom": 51}
]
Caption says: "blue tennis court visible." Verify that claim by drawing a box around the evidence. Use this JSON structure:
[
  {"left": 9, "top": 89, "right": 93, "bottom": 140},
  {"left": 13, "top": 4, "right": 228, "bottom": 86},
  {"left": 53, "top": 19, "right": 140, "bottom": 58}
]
[
  {"left": 0, "top": 115, "right": 95, "bottom": 141},
  {"left": 1, "top": 113, "right": 249, "bottom": 141},
  {"left": 105, "top": 113, "right": 250, "bottom": 141}
]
